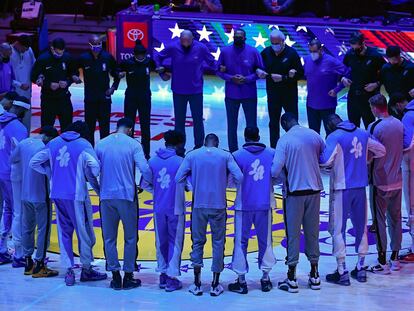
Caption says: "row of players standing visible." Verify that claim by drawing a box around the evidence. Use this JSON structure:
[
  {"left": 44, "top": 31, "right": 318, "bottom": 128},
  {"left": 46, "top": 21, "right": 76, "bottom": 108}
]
[{"left": 26, "top": 30, "right": 414, "bottom": 156}]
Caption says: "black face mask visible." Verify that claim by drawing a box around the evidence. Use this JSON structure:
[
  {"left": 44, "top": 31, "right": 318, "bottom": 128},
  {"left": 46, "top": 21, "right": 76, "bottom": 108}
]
[
  {"left": 353, "top": 47, "right": 363, "bottom": 55},
  {"left": 182, "top": 45, "right": 191, "bottom": 53},
  {"left": 2, "top": 57, "right": 10, "bottom": 63},
  {"left": 234, "top": 37, "right": 245, "bottom": 48}
]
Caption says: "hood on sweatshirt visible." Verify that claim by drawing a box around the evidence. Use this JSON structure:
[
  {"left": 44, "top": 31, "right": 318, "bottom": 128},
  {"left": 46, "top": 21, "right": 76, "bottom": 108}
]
[
  {"left": 336, "top": 120, "right": 357, "bottom": 133},
  {"left": 0, "top": 111, "right": 17, "bottom": 124},
  {"left": 242, "top": 142, "right": 267, "bottom": 154},
  {"left": 156, "top": 147, "right": 177, "bottom": 159},
  {"left": 405, "top": 99, "right": 414, "bottom": 112},
  {"left": 60, "top": 131, "right": 81, "bottom": 142}
]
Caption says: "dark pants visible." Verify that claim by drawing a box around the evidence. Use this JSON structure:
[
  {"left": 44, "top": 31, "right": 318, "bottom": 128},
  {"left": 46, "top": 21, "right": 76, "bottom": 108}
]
[
  {"left": 40, "top": 95, "right": 73, "bottom": 132},
  {"left": 267, "top": 88, "right": 298, "bottom": 148},
  {"left": 172, "top": 93, "right": 204, "bottom": 150},
  {"left": 306, "top": 106, "right": 336, "bottom": 135},
  {"left": 347, "top": 91, "right": 376, "bottom": 129},
  {"left": 84, "top": 98, "right": 111, "bottom": 146},
  {"left": 225, "top": 97, "right": 257, "bottom": 152},
  {"left": 124, "top": 92, "right": 151, "bottom": 159}
]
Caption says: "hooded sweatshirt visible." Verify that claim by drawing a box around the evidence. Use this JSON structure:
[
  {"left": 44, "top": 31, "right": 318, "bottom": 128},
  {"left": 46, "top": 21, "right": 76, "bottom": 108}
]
[
  {"left": 233, "top": 143, "right": 275, "bottom": 211},
  {"left": 320, "top": 121, "right": 386, "bottom": 190},
  {"left": 0, "top": 112, "right": 28, "bottom": 180},
  {"left": 30, "top": 131, "right": 99, "bottom": 201},
  {"left": 10, "top": 137, "right": 48, "bottom": 203},
  {"left": 147, "top": 147, "right": 185, "bottom": 215}
]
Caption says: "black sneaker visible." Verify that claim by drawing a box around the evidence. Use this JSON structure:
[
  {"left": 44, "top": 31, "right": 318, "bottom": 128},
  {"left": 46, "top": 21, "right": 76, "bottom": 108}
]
[
  {"left": 350, "top": 267, "right": 367, "bottom": 283},
  {"left": 123, "top": 272, "right": 141, "bottom": 290},
  {"left": 326, "top": 270, "right": 350, "bottom": 286},
  {"left": 110, "top": 271, "right": 122, "bottom": 290},
  {"left": 228, "top": 279, "right": 248, "bottom": 294},
  {"left": 260, "top": 279, "right": 273, "bottom": 292},
  {"left": 278, "top": 278, "right": 299, "bottom": 293},
  {"left": 308, "top": 273, "right": 321, "bottom": 290},
  {"left": 24, "top": 257, "right": 34, "bottom": 275}
]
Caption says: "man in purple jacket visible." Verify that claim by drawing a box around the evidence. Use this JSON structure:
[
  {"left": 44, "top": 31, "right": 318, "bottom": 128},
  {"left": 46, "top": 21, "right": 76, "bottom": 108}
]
[
  {"left": 154, "top": 30, "right": 216, "bottom": 154},
  {"left": 228, "top": 127, "right": 277, "bottom": 294},
  {"left": 145, "top": 130, "right": 186, "bottom": 292},
  {"left": 304, "top": 39, "right": 348, "bottom": 135},
  {"left": 0, "top": 99, "right": 28, "bottom": 265},
  {"left": 217, "top": 29, "right": 263, "bottom": 152}
]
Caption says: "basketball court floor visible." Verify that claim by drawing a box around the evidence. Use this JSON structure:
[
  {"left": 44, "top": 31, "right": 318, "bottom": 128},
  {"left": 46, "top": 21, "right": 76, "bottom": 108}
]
[{"left": 0, "top": 75, "right": 413, "bottom": 311}]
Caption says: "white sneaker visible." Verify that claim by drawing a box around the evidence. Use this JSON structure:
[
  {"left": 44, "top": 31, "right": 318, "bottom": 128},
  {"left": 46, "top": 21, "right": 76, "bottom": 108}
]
[
  {"left": 369, "top": 262, "right": 391, "bottom": 275},
  {"left": 188, "top": 283, "right": 203, "bottom": 296},
  {"left": 389, "top": 259, "right": 401, "bottom": 271},
  {"left": 210, "top": 283, "right": 224, "bottom": 297},
  {"left": 278, "top": 278, "right": 299, "bottom": 293}
]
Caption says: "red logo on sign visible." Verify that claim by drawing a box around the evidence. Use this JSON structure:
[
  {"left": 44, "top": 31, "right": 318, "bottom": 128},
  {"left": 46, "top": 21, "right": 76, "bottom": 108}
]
[{"left": 123, "top": 22, "right": 148, "bottom": 48}]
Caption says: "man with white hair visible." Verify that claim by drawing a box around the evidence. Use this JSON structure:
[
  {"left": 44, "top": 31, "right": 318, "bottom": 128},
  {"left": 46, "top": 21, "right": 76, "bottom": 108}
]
[
  {"left": 260, "top": 30, "right": 303, "bottom": 148},
  {"left": 154, "top": 30, "right": 217, "bottom": 155}
]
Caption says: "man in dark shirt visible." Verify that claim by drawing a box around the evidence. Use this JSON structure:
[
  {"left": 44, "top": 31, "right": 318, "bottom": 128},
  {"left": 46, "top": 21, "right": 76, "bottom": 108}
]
[
  {"left": 260, "top": 29, "right": 303, "bottom": 148},
  {"left": 342, "top": 32, "right": 385, "bottom": 128},
  {"left": 380, "top": 46, "right": 414, "bottom": 101},
  {"left": 31, "top": 38, "right": 78, "bottom": 131},
  {"left": 119, "top": 40, "right": 156, "bottom": 160},
  {"left": 76, "top": 35, "right": 120, "bottom": 146}
]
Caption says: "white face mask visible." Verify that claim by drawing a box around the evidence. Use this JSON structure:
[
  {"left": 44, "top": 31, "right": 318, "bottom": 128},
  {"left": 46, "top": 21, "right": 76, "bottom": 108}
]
[
  {"left": 272, "top": 43, "right": 284, "bottom": 53},
  {"left": 311, "top": 52, "right": 320, "bottom": 61}
]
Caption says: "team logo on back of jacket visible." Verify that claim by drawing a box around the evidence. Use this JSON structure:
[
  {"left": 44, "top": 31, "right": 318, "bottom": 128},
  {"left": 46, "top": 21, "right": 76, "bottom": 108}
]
[
  {"left": 57, "top": 146, "right": 70, "bottom": 167},
  {"left": 157, "top": 167, "right": 171, "bottom": 189},
  {"left": 249, "top": 159, "right": 264, "bottom": 181},
  {"left": 350, "top": 137, "right": 363, "bottom": 159}
]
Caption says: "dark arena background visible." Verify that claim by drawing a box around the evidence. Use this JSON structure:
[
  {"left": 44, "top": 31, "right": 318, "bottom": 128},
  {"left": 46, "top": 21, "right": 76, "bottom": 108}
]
[{"left": 0, "top": 0, "right": 413, "bottom": 310}]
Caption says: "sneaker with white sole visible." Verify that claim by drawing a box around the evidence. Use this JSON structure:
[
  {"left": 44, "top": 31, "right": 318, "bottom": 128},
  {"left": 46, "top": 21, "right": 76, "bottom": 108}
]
[
  {"left": 210, "top": 283, "right": 224, "bottom": 297},
  {"left": 308, "top": 275, "right": 321, "bottom": 290},
  {"left": 389, "top": 259, "right": 401, "bottom": 271},
  {"left": 188, "top": 283, "right": 203, "bottom": 296},
  {"left": 369, "top": 262, "right": 391, "bottom": 275},
  {"left": 278, "top": 278, "right": 299, "bottom": 293}
]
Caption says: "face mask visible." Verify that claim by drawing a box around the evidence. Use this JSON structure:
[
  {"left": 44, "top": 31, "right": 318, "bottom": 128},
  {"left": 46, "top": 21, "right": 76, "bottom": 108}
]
[
  {"left": 234, "top": 37, "right": 245, "bottom": 48},
  {"left": 182, "top": 45, "right": 191, "bottom": 53},
  {"left": 272, "top": 43, "right": 284, "bottom": 53},
  {"left": 135, "top": 55, "right": 145, "bottom": 62},
  {"left": 90, "top": 43, "right": 102, "bottom": 54},
  {"left": 52, "top": 50, "right": 63, "bottom": 59},
  {"left": 310, "top": 52, "right": 320, "bottom": 61},
  {"left": 353, "top": 47, "right": 363, "bottom": 55}
]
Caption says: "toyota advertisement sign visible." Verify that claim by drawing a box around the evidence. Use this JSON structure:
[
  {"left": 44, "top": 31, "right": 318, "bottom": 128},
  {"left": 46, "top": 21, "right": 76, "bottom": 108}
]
[{"left": 116, "top": 13, "right": 152, "bottom": 61}]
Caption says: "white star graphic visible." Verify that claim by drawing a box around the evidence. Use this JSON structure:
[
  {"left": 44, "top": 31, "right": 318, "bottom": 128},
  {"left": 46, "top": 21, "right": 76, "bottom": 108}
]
[
  {"left": 211, "top": 86, "right": 225, "bottom": 101},
  {"left": 169, "top": 23, "right": 184, "bottom": 39},
  {"left": 337, "top": 42, "right": 348, "bottom": 56},
  {"left": 154, "top": 43, "right": 165, "bottom": 52},
  {"left": 296, "top": 26, "right": 308, "bottom": 32},
  {"left": 156, "top": 84, "right": 170, "bottom": 98},
  {"left": 211, "top": 47, "right": 221, "bottom": 61},
  {"left": 252, "top": 32, "right": 268, "bottom": 48},
  {"left": 285, "top": 35, "right": 296, "bottom": 47},
  {"left": 268, "top": 25, "right": 279, "bottom": 30},
  {"left": 197, "top": 25, "right": 213, "bottom": 42},
  {"left": 225, "top": 29, "right": 234, "bottom": 44}
]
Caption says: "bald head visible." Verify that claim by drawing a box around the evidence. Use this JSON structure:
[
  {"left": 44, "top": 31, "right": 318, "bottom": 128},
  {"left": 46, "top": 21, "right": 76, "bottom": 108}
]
[
  {"left": 89, "top": 35, "right": 101, "bottom": 45},
  {"left": 180, "top": 30, "right": 194, "bottom": 50}
]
